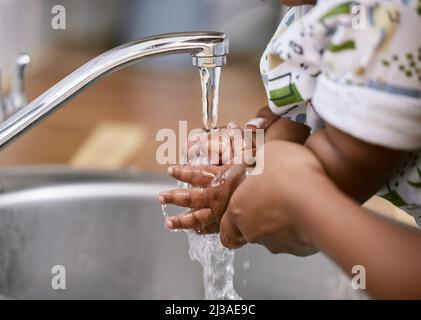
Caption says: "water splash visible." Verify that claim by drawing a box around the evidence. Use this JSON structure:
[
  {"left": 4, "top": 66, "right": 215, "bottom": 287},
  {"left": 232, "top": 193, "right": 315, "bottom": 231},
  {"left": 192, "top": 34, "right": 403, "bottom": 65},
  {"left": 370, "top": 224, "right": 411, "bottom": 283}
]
[
  {"left": 162, "top": 65, "right": 240, "bottom": 299},
  {"left": 186, "top": 153, "right": 241, "bottom": 300},
  {"left": 162, "top": 151, "right": 241, "bottom": 300},
  {"left": 187, "top": 231, "right": 241, "bottom": 300}
]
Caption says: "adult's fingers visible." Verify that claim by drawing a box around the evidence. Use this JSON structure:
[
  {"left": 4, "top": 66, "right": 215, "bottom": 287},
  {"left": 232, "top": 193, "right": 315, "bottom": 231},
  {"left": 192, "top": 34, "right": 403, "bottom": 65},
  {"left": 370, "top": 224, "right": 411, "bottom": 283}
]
[
  {"left": 255, "top": 106, "right": 280, "bottom": 128},
  {"left": 167, "top": 165, "right": 218, "bottom": 187},
  {"left": 159, "top": 187, "right": 209, "bottom": 208},
  {"left": 219, "top": 213, "right": 246, "bottom": 249},
  {"left": 197, "top": 222, "right": 220, "bottom": 234},
  {"left": 166, "top": 208, "right": 216, "bottom": 230}
]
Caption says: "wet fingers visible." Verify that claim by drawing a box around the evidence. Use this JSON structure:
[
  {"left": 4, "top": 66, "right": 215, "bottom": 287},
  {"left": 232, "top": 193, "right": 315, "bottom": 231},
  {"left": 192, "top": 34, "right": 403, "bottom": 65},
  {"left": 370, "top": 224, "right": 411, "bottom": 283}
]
[
  {"left": 167, "top": 165, "right": 216, "bottom": 187},
  {"left": 159, "top": 187, "right": 209, "bottom": 208},
  {"left": 166, "top": 208, "right": 216, "bottom": 230}
]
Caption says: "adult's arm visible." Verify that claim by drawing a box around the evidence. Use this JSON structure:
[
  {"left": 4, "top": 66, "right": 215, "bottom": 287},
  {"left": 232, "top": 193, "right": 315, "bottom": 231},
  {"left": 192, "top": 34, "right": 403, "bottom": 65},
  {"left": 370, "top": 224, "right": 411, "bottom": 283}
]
[{"left": 296, "top": 174, "right": 421, "bottom": 299}]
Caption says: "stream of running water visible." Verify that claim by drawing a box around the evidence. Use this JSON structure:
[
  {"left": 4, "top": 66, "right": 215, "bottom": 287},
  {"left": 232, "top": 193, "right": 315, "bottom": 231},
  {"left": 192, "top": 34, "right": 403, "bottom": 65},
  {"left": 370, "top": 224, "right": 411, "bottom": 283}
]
[{"left": 161, "top": 66, "right": 241, "bottom": 300}]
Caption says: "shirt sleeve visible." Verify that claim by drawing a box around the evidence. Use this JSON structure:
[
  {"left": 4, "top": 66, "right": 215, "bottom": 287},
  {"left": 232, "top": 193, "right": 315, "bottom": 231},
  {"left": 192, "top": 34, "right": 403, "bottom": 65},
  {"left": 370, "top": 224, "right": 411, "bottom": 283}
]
[
  {"left": 265, "top": 2, "right": 333, "bottom": 115},
  {"left": 267, "top": 0, "right": 421, "bottom": 150}
]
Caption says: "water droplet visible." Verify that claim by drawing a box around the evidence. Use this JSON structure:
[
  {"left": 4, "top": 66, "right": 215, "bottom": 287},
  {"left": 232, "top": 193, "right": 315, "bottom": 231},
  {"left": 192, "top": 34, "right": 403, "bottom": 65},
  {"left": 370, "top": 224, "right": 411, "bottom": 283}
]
[{"left": 161, "top": 203, "right": 168, "bottom": 218}]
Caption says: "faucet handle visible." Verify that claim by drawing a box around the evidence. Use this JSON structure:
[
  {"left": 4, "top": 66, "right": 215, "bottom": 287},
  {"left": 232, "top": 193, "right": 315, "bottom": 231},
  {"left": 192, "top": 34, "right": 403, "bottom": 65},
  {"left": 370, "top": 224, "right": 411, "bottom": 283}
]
[{"left": 8, "top": 53, "right": 31, "bottom": 112}]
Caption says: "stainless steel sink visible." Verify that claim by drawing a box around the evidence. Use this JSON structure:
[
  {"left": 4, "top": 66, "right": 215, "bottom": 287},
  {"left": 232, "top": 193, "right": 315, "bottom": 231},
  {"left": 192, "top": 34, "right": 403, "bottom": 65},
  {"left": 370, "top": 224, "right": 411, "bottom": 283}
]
[{"left": 0, "top": 167, "right": 365, "bottom": 299}]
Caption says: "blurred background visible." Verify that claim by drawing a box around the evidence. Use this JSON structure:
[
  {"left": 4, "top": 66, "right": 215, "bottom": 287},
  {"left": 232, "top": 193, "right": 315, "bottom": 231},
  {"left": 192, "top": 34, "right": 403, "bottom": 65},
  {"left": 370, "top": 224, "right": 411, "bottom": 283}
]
[{"left": 0, "top": 0, "right": 282, "bottom": 171}]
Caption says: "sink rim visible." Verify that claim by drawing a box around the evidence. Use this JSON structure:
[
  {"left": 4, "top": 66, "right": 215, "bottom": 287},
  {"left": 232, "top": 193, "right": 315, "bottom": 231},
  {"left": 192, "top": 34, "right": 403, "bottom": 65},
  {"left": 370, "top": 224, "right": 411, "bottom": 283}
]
[
  {"left": 0, "top": 165, "right": 174, "bottom": 208},
  {"left": 0, "top": 181, "right": 174, "bottom": 208}
]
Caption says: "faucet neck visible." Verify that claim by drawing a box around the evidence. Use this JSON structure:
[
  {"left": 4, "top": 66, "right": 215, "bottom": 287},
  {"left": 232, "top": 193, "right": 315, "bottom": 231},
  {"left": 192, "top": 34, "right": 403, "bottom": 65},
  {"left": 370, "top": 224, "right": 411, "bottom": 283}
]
[{"left": 0, "top": 32, "right": 228, "bottom": 150}]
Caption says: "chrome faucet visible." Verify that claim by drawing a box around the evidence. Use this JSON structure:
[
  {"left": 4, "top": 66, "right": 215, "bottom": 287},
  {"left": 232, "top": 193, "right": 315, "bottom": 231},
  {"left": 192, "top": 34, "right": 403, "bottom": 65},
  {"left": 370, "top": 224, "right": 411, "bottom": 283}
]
[{"left": 0, "top": 31, "right": 228, "bottom": 150}]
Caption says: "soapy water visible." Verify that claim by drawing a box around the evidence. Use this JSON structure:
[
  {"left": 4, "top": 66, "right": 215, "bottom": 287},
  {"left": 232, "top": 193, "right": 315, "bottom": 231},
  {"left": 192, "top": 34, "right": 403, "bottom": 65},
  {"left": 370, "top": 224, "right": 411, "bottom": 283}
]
[{"left": 162, "top": 152, "right": 241, "bottom": 300}]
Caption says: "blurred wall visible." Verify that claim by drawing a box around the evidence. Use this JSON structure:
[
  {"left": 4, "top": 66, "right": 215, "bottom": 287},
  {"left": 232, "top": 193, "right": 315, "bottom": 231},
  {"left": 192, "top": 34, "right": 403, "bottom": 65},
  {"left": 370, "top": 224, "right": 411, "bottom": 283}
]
[
  {"left": 119, "top": 0, "right": 281, "bottom": 67},
  {"left": 0, "top": 0, "right": 283, "bottom": 71},
  {"left": 120, "top": 0, "right": 281, "bottom": 54},
  {"left": 0, "top": 0, "right": 46, "bottom": 70}
]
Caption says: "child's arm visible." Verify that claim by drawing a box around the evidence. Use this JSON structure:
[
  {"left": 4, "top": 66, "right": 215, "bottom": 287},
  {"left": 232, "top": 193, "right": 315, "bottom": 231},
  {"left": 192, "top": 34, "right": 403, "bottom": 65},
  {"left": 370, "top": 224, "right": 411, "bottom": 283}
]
[
  {"left": 254, "top": 106, "right": 310, "bottom": 144},
  {"left": 253, "top": 112, "right": 404, "bottom": 204},
  {"left": 305, "top": 124, "right": 406, "bottom": 203}
]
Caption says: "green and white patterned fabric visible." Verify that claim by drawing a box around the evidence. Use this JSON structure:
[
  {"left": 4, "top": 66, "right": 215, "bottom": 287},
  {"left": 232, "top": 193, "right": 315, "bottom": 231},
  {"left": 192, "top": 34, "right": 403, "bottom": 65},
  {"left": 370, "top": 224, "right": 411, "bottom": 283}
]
[
  {"left": 378, "top": 152, "right": 421, "bottom": 225},
  {"left": 260, "top": 0, "right": 421, "bottom": 225}
]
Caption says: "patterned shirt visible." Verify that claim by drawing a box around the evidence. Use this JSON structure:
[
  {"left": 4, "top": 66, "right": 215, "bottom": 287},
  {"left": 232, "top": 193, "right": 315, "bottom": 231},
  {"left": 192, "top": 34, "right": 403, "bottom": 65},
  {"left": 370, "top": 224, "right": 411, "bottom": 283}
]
[{"left": 260, "top": 0, "right": 421, "bottom": 225}]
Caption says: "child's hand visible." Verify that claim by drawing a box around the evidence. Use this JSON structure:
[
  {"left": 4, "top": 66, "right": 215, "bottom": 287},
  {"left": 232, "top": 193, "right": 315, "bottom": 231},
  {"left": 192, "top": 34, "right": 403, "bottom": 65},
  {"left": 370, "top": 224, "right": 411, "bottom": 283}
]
[
  {"left": 158, "top": 164, "right": 245, "bottom": 233},
  {"left": 187, "top": 122, "right": 253, "bottom": 166},
  {"left": 187, "top": 107, "right": 279, "bottom": 165}
]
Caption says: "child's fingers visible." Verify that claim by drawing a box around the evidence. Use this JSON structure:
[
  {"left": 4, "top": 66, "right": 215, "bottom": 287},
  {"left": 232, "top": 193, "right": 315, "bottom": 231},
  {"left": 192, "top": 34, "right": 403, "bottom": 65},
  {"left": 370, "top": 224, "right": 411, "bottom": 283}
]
[
  {"left": 166, "top": 208, "right": 216, "bottom": 230},
  {"left": 187, "top": 128, "right": 206, "bottom": 145},
  {"left": 226, "top": 122, "right": 244, "bottom": 164},
  {"left": 159, "top": 187, "right": 209, "bottom": 208},
  {"left": 200, "top": 128, "right": 231, "bottom": 164},
  {"left": 167, "top": 165, "right": 217, "bottom": 187},
  {"left": 187, "top": 128, "right": 207, "bottom": 161},
  {"left": 187, "top": 139, "right": 201, "bottom": 160}
]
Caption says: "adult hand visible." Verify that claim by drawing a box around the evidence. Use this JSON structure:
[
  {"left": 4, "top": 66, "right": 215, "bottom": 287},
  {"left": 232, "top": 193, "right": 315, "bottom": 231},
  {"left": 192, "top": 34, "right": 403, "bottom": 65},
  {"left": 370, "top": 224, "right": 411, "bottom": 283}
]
[{"left": 219, "top": 140, "right": 327, "bottom": 256}]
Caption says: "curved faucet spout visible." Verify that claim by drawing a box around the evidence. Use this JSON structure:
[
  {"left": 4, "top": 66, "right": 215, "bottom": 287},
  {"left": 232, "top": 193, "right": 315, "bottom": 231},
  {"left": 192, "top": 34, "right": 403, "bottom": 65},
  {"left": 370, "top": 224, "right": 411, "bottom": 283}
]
[{"left": 0, "top": 31, "right": 229, "bottom": 150}]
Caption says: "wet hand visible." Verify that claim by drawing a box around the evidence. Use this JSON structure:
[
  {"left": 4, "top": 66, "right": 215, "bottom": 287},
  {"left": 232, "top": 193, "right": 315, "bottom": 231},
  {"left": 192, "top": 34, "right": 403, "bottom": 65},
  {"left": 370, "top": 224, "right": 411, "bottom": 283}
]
[
  {"left": 187, "top": 107, "right": 279, "bottom": 165},
  {"left": 187, "top": 122, "right": 253, "bottom": 166},
  {"left": 158, "top": 164, "right": 246, "bottom": 233}
]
